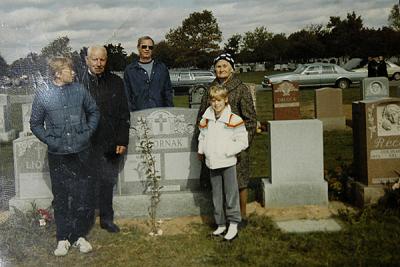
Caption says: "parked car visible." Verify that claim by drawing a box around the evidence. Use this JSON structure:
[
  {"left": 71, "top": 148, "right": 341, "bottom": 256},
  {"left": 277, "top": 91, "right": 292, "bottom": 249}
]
[
  {"left": 169, "top": 69, "right": 215, "bottom": 94},
  {"left": 261, "top": 63, "right": 367, "bottom": 89},
  {"left": 352, "top": 60, "right": 400, "bottom": 81}
]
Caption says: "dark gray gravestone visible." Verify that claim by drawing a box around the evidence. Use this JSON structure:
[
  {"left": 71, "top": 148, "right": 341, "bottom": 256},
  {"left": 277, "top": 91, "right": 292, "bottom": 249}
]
[
  {"left": 362, "top": 77, "right": 389, "bottom": 100},
  {"left": 189, "top": 85, "right": 206, "bottom": 109},
  {"left": 352, "top": 97, "right": 400, "bottom": 206}
]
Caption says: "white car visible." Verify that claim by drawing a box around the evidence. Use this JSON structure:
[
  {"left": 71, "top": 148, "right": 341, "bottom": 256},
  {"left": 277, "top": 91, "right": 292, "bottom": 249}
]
[{"left": 352, "top": 60, "right": 400, "bottom": 81}]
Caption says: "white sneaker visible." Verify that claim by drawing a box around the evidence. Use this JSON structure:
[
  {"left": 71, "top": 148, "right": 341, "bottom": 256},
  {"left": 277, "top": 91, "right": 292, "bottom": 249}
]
[
  {"left": 73, "top": 237, "right": 92, "bottom": 253},
  {"left": 224, "top": 223, "right": 238, "bottom": 241},
  {"left": 212, "top": 225, "right": 226, "bottom": 236},
  {"left": 54, "top": 240, "right": 71, "bottom": 256}
]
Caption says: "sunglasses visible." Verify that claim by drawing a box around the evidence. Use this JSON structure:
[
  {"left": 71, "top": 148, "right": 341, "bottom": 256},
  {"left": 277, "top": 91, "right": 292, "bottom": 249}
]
[{"left": 141, "top": 45, "right": 154, "bottom": 50}]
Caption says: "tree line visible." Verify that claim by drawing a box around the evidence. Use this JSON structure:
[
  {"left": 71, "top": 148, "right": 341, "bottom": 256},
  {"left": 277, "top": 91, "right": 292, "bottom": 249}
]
[{"left": 1, "top": 4, "right": 400, "bottom": 78}]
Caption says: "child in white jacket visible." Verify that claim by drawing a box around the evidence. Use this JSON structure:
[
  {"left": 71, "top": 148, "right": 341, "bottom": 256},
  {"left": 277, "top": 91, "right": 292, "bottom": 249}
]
[{"left": 198, "top": 85, "right": 248, "bottom": 241}]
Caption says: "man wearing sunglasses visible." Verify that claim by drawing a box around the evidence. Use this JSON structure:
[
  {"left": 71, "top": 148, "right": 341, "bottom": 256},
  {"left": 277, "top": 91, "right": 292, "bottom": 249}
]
[{"left": 123, "top": 36, "right": 173, "bottom": 111}]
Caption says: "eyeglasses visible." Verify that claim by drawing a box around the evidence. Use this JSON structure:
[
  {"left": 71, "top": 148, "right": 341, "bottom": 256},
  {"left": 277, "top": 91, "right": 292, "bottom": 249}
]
[{"left": 140, "top": 45, "right": 154, "bottom": 50}]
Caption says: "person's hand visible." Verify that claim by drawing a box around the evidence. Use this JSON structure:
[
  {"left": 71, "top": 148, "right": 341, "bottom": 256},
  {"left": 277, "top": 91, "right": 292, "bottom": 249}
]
[
  {"left": 197, "top": 153, "right": 205, "bottom": 161},
  {"left": 116, "top": 145, "right": 127, "bottom": 155}
]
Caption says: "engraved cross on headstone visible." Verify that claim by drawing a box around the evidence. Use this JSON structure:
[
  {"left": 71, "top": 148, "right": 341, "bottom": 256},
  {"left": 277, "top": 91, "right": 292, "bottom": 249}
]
[{"left": 155, "top": 113, "right": 168, "bottom": 132}]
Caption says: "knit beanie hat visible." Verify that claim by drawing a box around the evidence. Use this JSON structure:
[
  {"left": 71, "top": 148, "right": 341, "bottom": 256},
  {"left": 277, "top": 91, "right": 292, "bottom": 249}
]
[{"left": 213, "top": 53, "right": 235, "bottom": 69}]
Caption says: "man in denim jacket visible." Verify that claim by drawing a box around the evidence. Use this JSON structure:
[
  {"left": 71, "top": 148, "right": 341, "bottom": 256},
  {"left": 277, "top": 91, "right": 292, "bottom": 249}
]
[
  {"left": 123, "top": 35, "right": 173, "bottom": 111},
  {"left": 30, "top": 57, "right": 99, "bottom": 256}
]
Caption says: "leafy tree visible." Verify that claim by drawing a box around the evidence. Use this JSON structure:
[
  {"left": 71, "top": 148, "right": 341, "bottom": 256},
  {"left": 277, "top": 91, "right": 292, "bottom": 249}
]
[
  {"left": 224, "top": 34, "right": 242, "bottom": 58},
  {"left": 126, "top": 52, "right": 139, "bottom": 65},
  {"left": 153, "top": 41, "right": 176, "bottom": 68},
  {"left": 0, "top": 54, "right": 9, "bottom": 77},
  {"left": 326, "top": 12, "right": 364, "bottom": 57},
  {"left": 105, "top": 43, "right": 127, "bottom": 71},
  {"left": 165, "top": 10, "right": 222, "bottom": 67},
  {"left": 241, "top": 26, "right": 273, "bottom": 62},
  {"left": 288, "top": 29, "right": 324, "bottom": 62},
  {"left": 9, "top": 53, "right": 46, "bottom": 78},
  {"left": 268, "top": 33, "right": 289, "bottom": 63},
  {"left": 41, "top": 36, "right": 72, "bottom": 59},
  {"left": 388, "top": 4, "right": 400, "bottom": 31}
]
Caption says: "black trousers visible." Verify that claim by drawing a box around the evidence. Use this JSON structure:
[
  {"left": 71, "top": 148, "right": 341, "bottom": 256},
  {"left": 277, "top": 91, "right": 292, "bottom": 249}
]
[
  {"left": 48, "top": 149, "right": 94, "bottom": 243},
  {"left": 90, "top": 146, "right": 120, "bottom": 222}
]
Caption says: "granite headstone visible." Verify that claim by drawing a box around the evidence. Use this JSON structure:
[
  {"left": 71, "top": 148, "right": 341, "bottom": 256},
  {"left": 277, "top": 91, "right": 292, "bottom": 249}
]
[
  {"left": 272, "top": 81, "right": 300, "bottom": 120},
  {"left": 352, "top": 98, "right": 400, "bottom": 185},
  {"left": 0, "top": 94, "right": 16, "bottom": 142},
  {"left": 262, "top": 119, "right": 328, "bottom": 207},
  {"left": 315, "top": 88, "right": 346, "bottom": 130},
  {"left": 362, "top": 77, "right": 389, "bottom": 100}
]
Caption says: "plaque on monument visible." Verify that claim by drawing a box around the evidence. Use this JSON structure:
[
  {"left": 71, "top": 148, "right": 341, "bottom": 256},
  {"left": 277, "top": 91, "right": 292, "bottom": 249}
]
[{"left": 272, "top": 81, "right": 300, "bottom": 120}]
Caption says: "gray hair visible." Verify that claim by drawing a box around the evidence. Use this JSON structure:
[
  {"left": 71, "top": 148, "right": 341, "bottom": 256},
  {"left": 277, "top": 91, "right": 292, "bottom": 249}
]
[{"left": 87, "top": 45, "right": 107, "bottom": 57}]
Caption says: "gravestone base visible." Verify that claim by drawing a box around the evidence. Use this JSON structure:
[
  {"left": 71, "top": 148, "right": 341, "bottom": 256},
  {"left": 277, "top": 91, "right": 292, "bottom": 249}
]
[
  {"left": 9, "top": 191, "right": 213, "bottom": 218},
  {"left": 318, "top": 116, "right": 346, "bottom": 131},
  {"left": 262, "top": 178, "right": 328, "bottom": 208},
  {"left": 0, "top": 129, "right": 16, "bottom": 142},
  {"left": 114, "top": 191, "right": 213, "bottom": 218},
  {"left": 352, "top": 181, "right": 385, "bottom": 207}
]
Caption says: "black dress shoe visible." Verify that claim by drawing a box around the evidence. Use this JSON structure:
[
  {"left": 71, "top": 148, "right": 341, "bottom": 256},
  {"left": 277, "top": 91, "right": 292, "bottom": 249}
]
[{"left": 100, "top": 221, "right": 120, "bottom": 233}]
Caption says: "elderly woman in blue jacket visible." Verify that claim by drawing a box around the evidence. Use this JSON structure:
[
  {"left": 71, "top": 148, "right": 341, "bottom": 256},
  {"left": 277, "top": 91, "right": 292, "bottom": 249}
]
[{"left": 30, "top": 57, "right": 99, "bottom": 256}]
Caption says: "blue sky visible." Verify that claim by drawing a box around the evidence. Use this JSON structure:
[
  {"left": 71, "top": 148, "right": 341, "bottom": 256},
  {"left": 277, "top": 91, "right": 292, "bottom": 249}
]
[{"left": 0, "top": 0, "right": 396, "bottom": 63}]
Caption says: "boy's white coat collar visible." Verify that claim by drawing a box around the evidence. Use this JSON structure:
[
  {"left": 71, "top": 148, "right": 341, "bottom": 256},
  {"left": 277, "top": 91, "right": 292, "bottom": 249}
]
[{"left": 202, "top": 104, "right": 232, "bottom": 123}]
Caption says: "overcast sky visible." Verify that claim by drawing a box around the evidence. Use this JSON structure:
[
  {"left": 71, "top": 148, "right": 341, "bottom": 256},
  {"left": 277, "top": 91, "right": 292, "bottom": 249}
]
[{"left": 0, "top": 0, "right": 396, "bottom": 63}]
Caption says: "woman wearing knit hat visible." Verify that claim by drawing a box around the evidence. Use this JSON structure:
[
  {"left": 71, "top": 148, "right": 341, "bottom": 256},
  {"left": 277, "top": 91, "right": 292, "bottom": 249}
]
[{"left": 196, "top": 53, "right": 257, "bottom": 229}]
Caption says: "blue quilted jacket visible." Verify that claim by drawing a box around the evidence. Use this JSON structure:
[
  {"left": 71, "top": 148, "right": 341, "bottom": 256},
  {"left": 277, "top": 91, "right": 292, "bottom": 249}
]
[{"left": 30, "top": 82, "right": 100, "bottom": 155}]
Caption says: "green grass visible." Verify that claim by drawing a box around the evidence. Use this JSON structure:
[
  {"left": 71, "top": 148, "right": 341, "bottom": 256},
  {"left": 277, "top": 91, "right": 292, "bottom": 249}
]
[{"left": 1, "top": 208, "right": 400, "bottom": 266}]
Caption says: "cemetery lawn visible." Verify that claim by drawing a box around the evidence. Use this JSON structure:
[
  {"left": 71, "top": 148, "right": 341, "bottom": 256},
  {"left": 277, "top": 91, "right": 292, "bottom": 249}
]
[{"left": 2, "top": 205, "right": 400, "bottom": 266}]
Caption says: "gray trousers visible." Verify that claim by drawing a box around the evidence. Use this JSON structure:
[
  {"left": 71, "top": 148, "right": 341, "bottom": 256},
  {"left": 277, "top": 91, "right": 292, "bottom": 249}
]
[{"left": 210, "top": 166, "right": 242, "bottom": 225}]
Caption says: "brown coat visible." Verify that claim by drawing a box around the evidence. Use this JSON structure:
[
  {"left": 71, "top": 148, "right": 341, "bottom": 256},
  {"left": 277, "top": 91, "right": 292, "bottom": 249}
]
[{"left": 197, "top": 75, "right": 257, "bottom": 188}]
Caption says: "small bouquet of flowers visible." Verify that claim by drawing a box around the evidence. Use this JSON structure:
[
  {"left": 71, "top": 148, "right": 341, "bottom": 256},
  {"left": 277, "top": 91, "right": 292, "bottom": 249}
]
[{"left": 37, "top": 208, "right": 53, "bottom": 226}]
